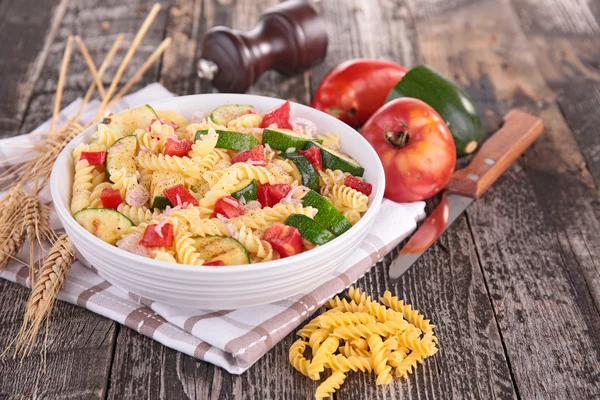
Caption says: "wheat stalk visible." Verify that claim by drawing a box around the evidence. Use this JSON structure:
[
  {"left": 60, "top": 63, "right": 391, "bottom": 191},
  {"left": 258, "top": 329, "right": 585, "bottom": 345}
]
[{"left": 14, "top": 234, "right": 75, "bottom": 358}]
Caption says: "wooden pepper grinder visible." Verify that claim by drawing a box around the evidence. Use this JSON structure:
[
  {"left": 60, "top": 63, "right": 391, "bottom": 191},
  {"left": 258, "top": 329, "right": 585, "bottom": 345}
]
[{"left": 197, "top": 0, "right": 328, "bottom": 93}]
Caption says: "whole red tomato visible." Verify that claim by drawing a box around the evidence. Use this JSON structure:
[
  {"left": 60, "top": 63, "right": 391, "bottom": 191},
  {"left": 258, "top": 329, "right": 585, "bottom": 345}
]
[
  {"left": 360, "top": 98, "right": 456, "bottom": 202},
  {"left": 312, "top": 59, "right": 407, "bottom": 127}
]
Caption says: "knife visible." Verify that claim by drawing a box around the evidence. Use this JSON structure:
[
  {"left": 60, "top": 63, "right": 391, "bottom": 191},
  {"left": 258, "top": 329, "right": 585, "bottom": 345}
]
[{"left": 388, "top": 110, "right": 544, "bottom": 281}]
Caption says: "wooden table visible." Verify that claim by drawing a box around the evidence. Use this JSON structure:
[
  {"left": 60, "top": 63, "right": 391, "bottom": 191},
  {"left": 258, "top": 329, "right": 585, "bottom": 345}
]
[{"left": 1, "top": 0, "right": 599, "bottom": 398}]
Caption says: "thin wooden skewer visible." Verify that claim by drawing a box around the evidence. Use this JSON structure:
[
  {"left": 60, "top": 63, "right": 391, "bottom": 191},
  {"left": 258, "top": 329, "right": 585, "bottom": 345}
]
[
  {"left": 107, "top": 37, "right": 172, "bottom": 109},
  {"left": 74, "top": 36, "right": 106, "bottom": 100},
  {"left": 50, "top": 36, "right": 74, "bottom": 133},
  {"left": 73, "top": 34, "right": 124, "bottom": 122},
  {"left": 95, "top": 3, "right": 161, "bottom": 120}
]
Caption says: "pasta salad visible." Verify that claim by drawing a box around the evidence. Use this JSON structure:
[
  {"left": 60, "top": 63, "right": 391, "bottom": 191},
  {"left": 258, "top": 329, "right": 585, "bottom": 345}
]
[{"left": 70, "top": 101, "right": 373, "bottom": 266}]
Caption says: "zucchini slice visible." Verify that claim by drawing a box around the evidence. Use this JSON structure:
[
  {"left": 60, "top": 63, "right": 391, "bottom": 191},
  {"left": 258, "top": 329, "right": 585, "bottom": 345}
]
[
  {"left": 301, "top": 190, "right": 352, "bottom": 236},
  {"left": 195, "top": 129, "right": 258, "bottom": 151},
  {"left": 102, "top": 105, "right": 157, "bottom": 141},
  {"left": 231, "top": 179, "right": 258, "bottom": 202},
  {"left": 281, "top": 152, "right": 320, "bottom": 192},
  {"left": 105, "top": 135, "right": 138, "bottom": 179},
  {"left": 74, "top": 208, "right": 133, "bottom": 245},
  {"left": 191, "top": 236, "right": 250, "bottom": 266},
  {"left": 262, "top": 128, "right": 314, "bottom": 151},
  {"left": 210, "top": 104, "right": 254, "bottom": 125},
  {"left": 151, "top": 171, "right": 185, "bottom": 209},
  {"left": 284, "top": 214, "right": 335, "bottom": 245},
  {"left": 304, "top": 142, "right": 364, "bottom": 177}
]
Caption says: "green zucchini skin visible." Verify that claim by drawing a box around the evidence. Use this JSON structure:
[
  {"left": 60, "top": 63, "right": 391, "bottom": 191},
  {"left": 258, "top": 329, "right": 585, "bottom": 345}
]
[
  {"left": 232, "top": 180, "right": 258, "bottom": 201},
  {"left": 195, "top": 129, "right": 258, "bottom": 151},
  {"left": 284, "top": 214, "right": 335, "bottom": 245},
  {"left": 262, "top": 129, "right": 312, "bottom": 151},
  {"left": 387, "top": 64, "right": 482, "bottom": 157},
  {"left": 301, "top": 191, "right": 352, "bottom": 236},
  {"left": 281, "top": 152, "right": 320, "bottom": 192},
  {"left": 303, "top": 142, "right": 364, "bottom": 177}
]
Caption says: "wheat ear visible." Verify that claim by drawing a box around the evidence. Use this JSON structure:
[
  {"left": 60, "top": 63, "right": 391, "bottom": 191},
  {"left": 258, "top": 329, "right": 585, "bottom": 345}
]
[
  {"left": 22, "top": 196, "right": 57, "bottom": 285},
  {"left": 14, "top": 234, "right": 75, "bottom": 358},
  {"left": 0, "top": 189, "right": 27, "bottom": 271}
]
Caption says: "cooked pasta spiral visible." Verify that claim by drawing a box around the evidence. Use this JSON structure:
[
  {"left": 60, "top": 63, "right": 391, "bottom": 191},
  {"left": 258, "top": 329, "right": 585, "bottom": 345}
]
[
  {"left": 92, "top": 123, "right": 118, "bottom": 147},
  {"left": 89, "top": 173, "right": 113, "bottom": 208},
  {"left": 190, "top": 128, "right": 219, "bottom": 157},
  {"left": 237, "top": 226, "right": 276, "bottom": 261},
  {"left": 135, "top": 128, "right": 163, "bottom": 153},
  {"left": 326, "top": 183, "right": 369, "bottom": 212},
  {"left": 227, "top": 163, "right": 292, "bottom": 185},
  {"left": 317, "top": 131, "right": 341, "bottom": 150},
  {"left": 137, "top": 152, "right": 202, "bottom": 177},
  {"left": 110, "top": 168, "right": 138, "bottom": 199},
  {"left": 71, "top": 160, "right": 96, "bottom": 214},
  {"left": 174, "top": 230, "right": 204, "bottom": 265},
  {"left": 395, "top": 351, "right": 423, "bottom": 378},
  {"left": 317, "top": 312, "right": 375, "bottom": 329},
  {"left": 117, "top": 204, "right": 159, "bottom": 225}
]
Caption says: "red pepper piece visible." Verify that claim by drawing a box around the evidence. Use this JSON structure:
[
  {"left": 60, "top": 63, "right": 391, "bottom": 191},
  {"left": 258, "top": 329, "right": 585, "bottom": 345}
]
[
  {"left": 299, "top": 147, "right": 323, "bottom": 170},
  {"left": 163, "top": 184, "right": 199, "bottom": 206},
  {"left": 140, "top": 223, "right": 174, "bottom": 247},
  {"left": 100, "top": 188, "right": 122, "bottom": 209},
  {"left": 164, "top": 137, "right": 193, "bottom": 157},
  {"left": 257, "top": 184, "right": 291, "bottom": 208},
  {"left": 80, "top": 151, "right": 107, "bottom": 166},
  {"left": 260, "top": 100, "right": 293, "bottom": 129},
  {"left": 214, "top": 196, "right": 246, "bottom": 218},
  {"left": 231, "top": 145, "right": 266, "bottom": 166},
  {"left": 264, "top": 222, "right": 304, "bottom": 258},
  {"left": 204, "top": 260, "right": 225, "bottom": 266},
  {"left": 344, "top": 175, "right": 373, "bottom": 196}
]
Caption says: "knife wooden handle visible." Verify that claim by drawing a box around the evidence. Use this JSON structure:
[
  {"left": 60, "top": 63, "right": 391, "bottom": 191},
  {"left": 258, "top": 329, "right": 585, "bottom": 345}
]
[{"left": 446, "top": 110, "right": 543, "bottom": 199}]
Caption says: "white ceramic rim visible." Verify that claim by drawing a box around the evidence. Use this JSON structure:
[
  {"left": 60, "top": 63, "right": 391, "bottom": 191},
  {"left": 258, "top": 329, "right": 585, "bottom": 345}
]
[{"left": 50, "top": 93, "right": 385, "bottom": 275}]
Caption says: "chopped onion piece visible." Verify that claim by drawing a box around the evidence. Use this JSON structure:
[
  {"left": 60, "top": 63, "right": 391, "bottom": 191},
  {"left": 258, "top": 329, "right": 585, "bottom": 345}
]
[
  {"left": 117, "top": 231, "right": 152, "bottom": 258},
  {"left": 247, "top": 159, "right": 265, "bottom": 165},
  {"left": 244, "top": 201, "right": 262, "bottom": 210},
  {"left": 285, "top": 147, "right": 296, "bottom": 154},
  {"left": 239, "top": 195, "right": 246, "bottom": 205},
  {"left": 126, "top": 184, "right": 149, "bottom": 207},
  {"left": 284, "top": 185, "right": 309, "bottom": 203},
  {"left": 154, "top": 218, "right": 168, "bottom": 238},
  {"left": 291, "top": 117, "right": 317, "bottom": 137},
  {"left": 222, "top": 196, "right": 239, "bottom": 207},
  {"left": 192, "top": 111, "right": 206, "bottom": 122}
]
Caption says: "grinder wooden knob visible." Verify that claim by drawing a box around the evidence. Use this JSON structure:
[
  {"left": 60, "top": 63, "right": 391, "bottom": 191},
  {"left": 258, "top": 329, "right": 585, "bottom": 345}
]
[{"left": 197, "top": 0, "right": 328, "bottom": 93}]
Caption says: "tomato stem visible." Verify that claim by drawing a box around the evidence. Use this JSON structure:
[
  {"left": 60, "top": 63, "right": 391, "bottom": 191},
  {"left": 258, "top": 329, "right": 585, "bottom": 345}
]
[{"left": 384, "top": 123, "right": 410, "bottom": 148}]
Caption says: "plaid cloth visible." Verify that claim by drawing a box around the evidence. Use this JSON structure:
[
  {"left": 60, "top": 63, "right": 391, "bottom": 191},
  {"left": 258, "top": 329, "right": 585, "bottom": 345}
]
[{"left": 0, "top": 84, "right": 425, "bottom": 374}]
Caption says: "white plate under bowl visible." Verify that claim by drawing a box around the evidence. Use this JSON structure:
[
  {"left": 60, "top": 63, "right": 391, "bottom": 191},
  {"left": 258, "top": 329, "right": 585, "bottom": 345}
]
[{"left": 50, "top": 94, "right": 385, "bottom": 309}]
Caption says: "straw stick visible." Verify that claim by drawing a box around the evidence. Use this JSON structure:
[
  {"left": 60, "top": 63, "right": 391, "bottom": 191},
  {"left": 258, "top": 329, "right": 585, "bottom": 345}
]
[
  {"left": 96, "top": 3, "right": 161, "bottom": 119},
  {"left": 74, "top": 36, "right": 106, "bottom": 100},
  {"left": 107, "top": 37, "right": 172, "bottom": 109},
  {"left": 73, "top": 34, "right": 124, "bottom": 123},
  {"left": 50, "top": 36, "right": 74, "bottom": 133}
]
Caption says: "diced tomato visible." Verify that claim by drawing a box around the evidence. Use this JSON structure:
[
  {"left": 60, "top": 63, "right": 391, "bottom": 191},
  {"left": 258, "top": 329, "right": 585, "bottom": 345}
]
[
  {"left": 164, "top": 137, "right": 193, "bottom": 157},
  {"left": 231, "top": 145, "right": 266, "bottom": 166},
  {"left": 80, "top": 151, "right": 106, "bottom": 166},
  {"left": 260, "top": 100, "right": 293, "bottom": 129},
  {"left": 257, "top": 184, "right": 291, "bottom": 208},
  {"left": 299, "top": 147, "right": 323, "bottom": 169},
  {"left": 245, "top": 109, "right": 258, "bottom": 114},
  {"left": 344, "top": 175, "right": 373, "bottom": 196},
  {"left": 150, "top": 118, "right": 179, "bottom": 130},
  {"left": 214, "top": 196, "right": 246, "bottom": 218},
  {"left": 100, "top": 188, "right": 122, "bottom": 209},
  {"left": 140, "top": 223, "right": 174, "bottom": 247},
  {"left": 163, "top": 184, "right": 199, "bottom": 206},
  {"left": 264, "top": 223, "right": 303, "bottom": 258},
  {"left": 204, "top": 260, "right": 225, "bottom": 266}
]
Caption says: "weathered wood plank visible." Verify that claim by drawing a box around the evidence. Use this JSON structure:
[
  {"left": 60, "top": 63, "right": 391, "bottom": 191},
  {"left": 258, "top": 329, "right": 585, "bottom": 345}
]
[
  {"left": 0, "top": 0, "right": 67, "bottom": 138},
  {"left": 0, "top": 280, "right": 117, "bottom": 399},
  {"left": 407, "top": 0, "right": 600, "bottom": 397}
]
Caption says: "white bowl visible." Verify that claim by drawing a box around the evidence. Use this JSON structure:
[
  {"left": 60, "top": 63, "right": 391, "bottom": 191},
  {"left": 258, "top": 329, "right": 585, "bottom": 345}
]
[{"left": 50, "top": 94, "right": 385, "bottom": 309}]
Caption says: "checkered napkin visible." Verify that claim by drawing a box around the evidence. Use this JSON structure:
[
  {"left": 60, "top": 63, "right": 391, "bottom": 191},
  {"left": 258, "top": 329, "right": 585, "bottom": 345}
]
[{"left": 0, "top": 84, "right": 425, "bottom": 374}]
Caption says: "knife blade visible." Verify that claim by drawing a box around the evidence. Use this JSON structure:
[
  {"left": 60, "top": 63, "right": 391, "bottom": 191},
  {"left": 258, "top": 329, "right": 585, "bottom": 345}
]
[{"left": 389, "top": 110, "right": 544, "bottom": 282}]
